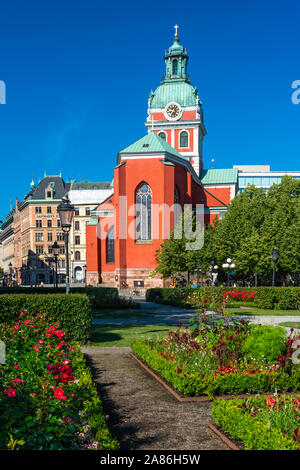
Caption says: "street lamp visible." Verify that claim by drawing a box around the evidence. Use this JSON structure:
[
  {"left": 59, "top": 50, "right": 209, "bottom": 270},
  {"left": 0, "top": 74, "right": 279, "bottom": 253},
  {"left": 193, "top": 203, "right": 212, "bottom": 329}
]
[
  {"left": 57, "top": 196, "right": 74, "bottom": 294},
  {"left": 8, "top": 262, "right": 13, "bottom": 287},
  {"left": 272, "top": 246, "right": 279, "bottom": 287},
  {"left": 222, "top": 258, "right": 235, "bottom": 286},
  {"left": 52, "top": 241, "right": 60, "bottom": 289}
]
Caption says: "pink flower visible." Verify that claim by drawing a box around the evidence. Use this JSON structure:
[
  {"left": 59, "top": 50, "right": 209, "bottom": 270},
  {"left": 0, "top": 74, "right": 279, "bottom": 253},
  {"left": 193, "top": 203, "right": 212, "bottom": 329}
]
[
  {"left": 13, "top": 365, "right": 19, "bottom": 369},
  {"left": 11, "top": 378, "right": 23, "bottom": 384},
  {"left": 38, "top": 340, "right": 44, "bottom": 345},
  {"left": 5, "top": 388, "right": 16, "bottom": 397}
]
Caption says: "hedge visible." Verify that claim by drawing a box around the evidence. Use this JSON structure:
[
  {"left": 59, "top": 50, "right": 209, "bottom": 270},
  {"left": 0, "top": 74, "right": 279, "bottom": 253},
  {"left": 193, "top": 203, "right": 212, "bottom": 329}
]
[
  {"left": 0, "top": 294, "right": 91, "bottom": 344},
  {"left": 212, "top": 398, "right": 299, "bottom": 450},
  {"left": 131, "top": 340, "right": 300, "bottom": 397},
  {"left": 146, "top": 286, "right": 300, "bottom": 310},
  {"left": 0, "top": 286, "right": 118, "bottom": 297}
]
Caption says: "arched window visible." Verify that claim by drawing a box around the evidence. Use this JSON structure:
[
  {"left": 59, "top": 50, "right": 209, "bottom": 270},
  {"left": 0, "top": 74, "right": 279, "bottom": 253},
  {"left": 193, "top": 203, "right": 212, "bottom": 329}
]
[
  {"left": 158, "top": 131, "right": 167, "bottom": 142},
  {"left": 172, "top": 59, "right": 178, "bottom": 75},
  {"left": 179, "top": 130, "right": 189, "bottom": 148},
  {"left": 136, "top": 183, "right": 152, "bottom": 241},
  {"left": 75, "top": 251, "right": 81, "bottom": 261},
  {"left": 106, "top": 226, "right": 115, "bottom": 264}
]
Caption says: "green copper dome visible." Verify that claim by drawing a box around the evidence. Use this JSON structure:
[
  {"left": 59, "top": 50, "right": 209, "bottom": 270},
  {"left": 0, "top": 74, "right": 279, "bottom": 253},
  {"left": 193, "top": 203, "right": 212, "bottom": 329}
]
[
  {"left": 150, "top": 80, "right": 198, "bottom": 109},
  {"left": 149, "top": 33, "right": 199, "bottom": 109}
]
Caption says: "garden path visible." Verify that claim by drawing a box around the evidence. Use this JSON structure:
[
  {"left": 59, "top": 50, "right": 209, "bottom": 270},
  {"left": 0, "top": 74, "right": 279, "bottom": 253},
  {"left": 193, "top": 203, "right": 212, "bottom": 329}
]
[
  {"left": 81, "top": 345, "right": 229, "bottom": 451},
  {"left": 92, "top": 300, "right": 300, "bottom": 331}
]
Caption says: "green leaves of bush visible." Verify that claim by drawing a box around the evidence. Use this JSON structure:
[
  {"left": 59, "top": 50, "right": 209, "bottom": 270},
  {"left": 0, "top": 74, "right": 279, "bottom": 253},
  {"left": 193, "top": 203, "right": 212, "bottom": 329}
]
[
  {"left": 0, "top": 294, "right": 91, "bottom": 343},
  {"left": 241, "top": 325, "right": 287, "bottom": 364}
]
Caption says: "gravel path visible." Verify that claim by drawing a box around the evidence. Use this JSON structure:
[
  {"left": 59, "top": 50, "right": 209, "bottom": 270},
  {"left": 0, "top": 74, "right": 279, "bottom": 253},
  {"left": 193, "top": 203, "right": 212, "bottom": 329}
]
[{"left": 81, "top": 346, "right": 229, "bottom": 451}]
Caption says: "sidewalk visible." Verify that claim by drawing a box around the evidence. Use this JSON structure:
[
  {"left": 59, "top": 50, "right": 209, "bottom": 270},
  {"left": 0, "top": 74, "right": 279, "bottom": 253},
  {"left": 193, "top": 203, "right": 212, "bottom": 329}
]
[{"left": 81, "top": 345, "right": 229, "bottom": 450}]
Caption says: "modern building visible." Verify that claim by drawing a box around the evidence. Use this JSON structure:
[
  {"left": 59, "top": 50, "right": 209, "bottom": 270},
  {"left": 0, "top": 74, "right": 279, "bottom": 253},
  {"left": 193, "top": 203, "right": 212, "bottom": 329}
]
[
  {"left": 85, "top": 31, "right": 239, "bottom": 288},
  {"left": 234, "top": 165, "right": 300, "bottom": 193}
]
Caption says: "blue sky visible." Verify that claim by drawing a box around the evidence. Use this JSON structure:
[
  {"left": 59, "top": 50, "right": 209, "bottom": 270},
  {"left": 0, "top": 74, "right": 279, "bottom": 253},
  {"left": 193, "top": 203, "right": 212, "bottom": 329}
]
[{"left": 0, "top": 0, "right": 300, "bottom": 219}]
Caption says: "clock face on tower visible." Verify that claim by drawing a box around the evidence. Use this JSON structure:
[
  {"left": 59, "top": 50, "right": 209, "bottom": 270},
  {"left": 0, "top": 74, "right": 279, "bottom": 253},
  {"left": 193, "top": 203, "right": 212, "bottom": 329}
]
[{"left": 164, "top": 102, "right": 182, "bottom": 121}]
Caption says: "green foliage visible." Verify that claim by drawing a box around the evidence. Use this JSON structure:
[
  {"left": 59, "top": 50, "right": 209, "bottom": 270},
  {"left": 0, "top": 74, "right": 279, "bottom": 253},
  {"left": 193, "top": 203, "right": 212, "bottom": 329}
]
[
  {"left": 153, "top": 176, "right": 300, "bottom": 284},
  {"left": 255, "top": 287, "right": 300, "bottom": 310},
  {"left": 0, "top": 294, "right": 91, "bottom": 344},
  {"left": 146, "top": 286, "right": 300, "bottom": 310},
  {"left": 212, "top": 396, "right": 299, "bottom": 450},
  {"left": 241, "top": 325, "right": 287, "bottom": 364},
  {"left": 0, "top": 314, "right": 119, "bottom": 450},
  {"left": 131, "top": 339, "right": 300, "bottom": 397}
]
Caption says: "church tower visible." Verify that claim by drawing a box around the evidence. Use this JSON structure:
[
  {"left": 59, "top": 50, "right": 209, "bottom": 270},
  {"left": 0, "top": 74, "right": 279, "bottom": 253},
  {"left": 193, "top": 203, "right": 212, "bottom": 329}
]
[{"left": 145, "top": 26, "right": 206, "bottom": 176}]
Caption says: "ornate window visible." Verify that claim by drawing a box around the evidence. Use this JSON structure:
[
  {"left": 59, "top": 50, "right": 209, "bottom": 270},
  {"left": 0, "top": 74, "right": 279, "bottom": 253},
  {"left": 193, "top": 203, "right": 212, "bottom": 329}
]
[
  {"left": 106, "top": 226, "right": 115, "bottom": 264},
  {"left": 179, "top": 130, "right": 189, "bottom": 148},
  {"left": 75, "top": 251, "right": 81, "bottom": 261},
  {"left": 172, "top": 59, "right": 178, "bottom": 75},
  {"left": 136, "top": 183, "right": 152, "bottom": 241},
  {"left": 158, "top": 131, "right": 167, "bottom": 142}
]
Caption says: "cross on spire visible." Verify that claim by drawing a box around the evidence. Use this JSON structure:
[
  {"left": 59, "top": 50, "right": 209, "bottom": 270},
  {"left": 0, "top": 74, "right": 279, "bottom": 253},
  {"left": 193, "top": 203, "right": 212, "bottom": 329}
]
[{"left": 174, "top": 24, "right": 179, "bottom": 37}]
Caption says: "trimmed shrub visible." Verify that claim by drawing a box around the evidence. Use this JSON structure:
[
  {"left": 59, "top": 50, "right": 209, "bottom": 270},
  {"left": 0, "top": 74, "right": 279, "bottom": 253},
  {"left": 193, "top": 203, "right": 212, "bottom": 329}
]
[
  {"left": 0, "top": 294, "right": 91, "bottom": 344},
  {"left": 131, "top": 340, "right": 300, "bottom": 397},
  {"left": 146, "top": 286, "right": 300, "bottom": 310},
  {"left": 255, "top": 287, "right": 300, "bottom": 310}
]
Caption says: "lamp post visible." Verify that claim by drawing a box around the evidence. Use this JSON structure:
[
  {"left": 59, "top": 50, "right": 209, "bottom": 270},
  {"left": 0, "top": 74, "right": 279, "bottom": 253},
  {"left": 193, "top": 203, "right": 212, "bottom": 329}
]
[
  {"left": 8, "top": 262, "right": 13, "bottom": 287},
  {"left": 222, "top": 258, "right": 235, "bottom": 286},
  {"left": 57, "top": 196, "right": 74, "bottom": 294},
  {"left": 52, "top": 241, "right": 60, "bottom": 289},
  {"left": 272, "top": 246, "right": 279, "bottom": 287},
  {"left": 83, "top": 264, "right": 87, "bottom": 286}
]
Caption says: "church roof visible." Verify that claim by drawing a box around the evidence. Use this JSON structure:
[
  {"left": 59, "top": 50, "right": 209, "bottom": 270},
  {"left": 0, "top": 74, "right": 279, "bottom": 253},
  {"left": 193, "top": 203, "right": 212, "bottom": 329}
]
[
  {"left": 200, "top": 168, "right": 238, "bottom": 185},
  {"left": 119, "top": 131, "right": 189, "bottom": 160}
]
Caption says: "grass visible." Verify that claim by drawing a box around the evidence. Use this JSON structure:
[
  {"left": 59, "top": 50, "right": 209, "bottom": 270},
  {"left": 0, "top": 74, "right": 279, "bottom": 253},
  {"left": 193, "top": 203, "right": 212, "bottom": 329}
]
[
  {"left": 89, "top": 324, "right": 173, "bottom": 347},
  {"left": 227, "top": 307, "right": 300, "bottom": 316},
  {"left": 278, "top": 321, "right": 300, "bottom": 328}
]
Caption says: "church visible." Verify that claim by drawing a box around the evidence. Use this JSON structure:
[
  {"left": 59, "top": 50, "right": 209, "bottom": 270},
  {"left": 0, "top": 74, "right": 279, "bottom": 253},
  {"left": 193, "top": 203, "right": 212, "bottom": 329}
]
[{"left": 85, "top": 29, "right": 238, "bottom": 288}]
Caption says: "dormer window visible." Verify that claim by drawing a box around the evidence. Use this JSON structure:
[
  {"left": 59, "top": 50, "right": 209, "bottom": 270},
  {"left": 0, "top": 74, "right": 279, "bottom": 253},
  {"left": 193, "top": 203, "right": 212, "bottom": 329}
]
[{"left": 45, "top": 186, "right": 53, "bottom": 199}]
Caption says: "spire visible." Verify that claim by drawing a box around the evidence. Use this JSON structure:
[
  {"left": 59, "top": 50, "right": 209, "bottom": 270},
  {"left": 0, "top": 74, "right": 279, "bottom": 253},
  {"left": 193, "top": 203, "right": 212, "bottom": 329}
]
[
  {"left": 30, "top": 177, "right": 35, "bottom": 190},
  {"left": 164, "top": 27, "right": 189, "bottom": 82}
]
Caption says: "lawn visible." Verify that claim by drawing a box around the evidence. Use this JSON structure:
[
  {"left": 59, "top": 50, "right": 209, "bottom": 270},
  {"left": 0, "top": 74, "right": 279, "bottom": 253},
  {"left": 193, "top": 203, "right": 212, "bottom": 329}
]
[
  {"left": 89, "top": 324, "right": 172, "bottom": 347},
  {"left": 278, "top": 321, "right": 300, "bottom": 328},
  {"left": 227, "top": 307, "right": 300, "bottom": 316}
]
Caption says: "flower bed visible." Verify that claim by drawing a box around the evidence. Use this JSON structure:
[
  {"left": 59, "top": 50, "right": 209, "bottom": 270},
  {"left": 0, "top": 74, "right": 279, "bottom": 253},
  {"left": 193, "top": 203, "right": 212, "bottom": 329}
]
[
  {"left": 0, "top": 313, "right": 119, "bottom": 450},
  {"left": 131, "top": 320, "right": 300, "bottom": 397},
  {"left": 212, "top": 394, "right": 300, "bottom": 450}
]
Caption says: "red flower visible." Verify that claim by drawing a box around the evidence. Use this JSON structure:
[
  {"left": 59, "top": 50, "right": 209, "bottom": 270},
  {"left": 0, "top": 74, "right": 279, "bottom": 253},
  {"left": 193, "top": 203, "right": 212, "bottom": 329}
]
[
  {"left": 5, "top": 388, "right": 16, "bottom": 397},
  {"left": 53, "top": 388, "right": 67, "bottom": 400}
]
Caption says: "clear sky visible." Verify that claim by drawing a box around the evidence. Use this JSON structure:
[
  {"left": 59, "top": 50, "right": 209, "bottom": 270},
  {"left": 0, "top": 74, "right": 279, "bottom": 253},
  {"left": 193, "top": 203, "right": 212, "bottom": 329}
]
[{"left": 0, "top": 0, "right": 300, "bottom": 220}]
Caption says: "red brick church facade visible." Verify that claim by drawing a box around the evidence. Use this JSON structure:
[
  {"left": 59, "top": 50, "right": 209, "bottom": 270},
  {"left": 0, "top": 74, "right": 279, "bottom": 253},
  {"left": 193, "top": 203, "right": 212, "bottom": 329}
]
[{"left": 86, "top": 31, "right": 238, "bottom": 288}]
